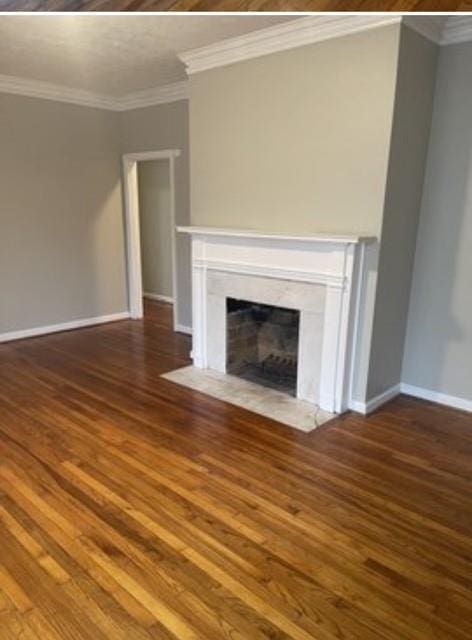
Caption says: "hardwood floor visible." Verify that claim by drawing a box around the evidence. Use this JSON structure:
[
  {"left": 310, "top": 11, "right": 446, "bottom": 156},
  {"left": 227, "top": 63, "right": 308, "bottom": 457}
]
[
  {"left": 0, "top": 0, "right": 470, "bottom": 9},
  {"left": 0, "top": 299, "right": 471, "bottom": 639}
]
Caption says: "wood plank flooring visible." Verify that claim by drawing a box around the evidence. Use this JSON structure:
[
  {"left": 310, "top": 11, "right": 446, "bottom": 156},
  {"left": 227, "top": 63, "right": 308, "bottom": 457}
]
[
  {"left": 0, "top": 299, "right": 471, "bottom": 639},
  {"left": 0, "top": 0, "right": 470, "bottom": 10}
]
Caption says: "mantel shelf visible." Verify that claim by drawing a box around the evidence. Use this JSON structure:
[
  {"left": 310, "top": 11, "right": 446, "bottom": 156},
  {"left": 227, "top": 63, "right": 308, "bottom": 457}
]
[{"left": 177, "top": 226, "right": 376, "bottom": 245}]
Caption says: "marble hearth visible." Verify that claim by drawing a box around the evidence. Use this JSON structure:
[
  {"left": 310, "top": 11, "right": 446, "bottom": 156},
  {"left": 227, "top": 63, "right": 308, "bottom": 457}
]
[{"left": 175, "top": 227, "right": 375, "bottom": 418}]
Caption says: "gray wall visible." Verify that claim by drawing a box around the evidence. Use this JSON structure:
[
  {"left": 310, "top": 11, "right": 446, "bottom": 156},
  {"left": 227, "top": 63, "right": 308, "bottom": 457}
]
[
  {"left": 0, "top": 95, "right": 191, "bottom": 337},
  {"left": 4, "top": 31, "right": 467, "bottom": 408},
  {"left": 138, "top": 160, "right": 173, "bottom": 299},
  {"left": 189, "top": 25, "right": 401, "bottom": 236},
  {"left": 119, "top": 100, "right": 191, "bottom": 328},
  {"left": 367, "top": 26, "right": 439, "bottom": 399},
  {"left": 402, "top": 41, "right": 472, "bottom": 402},
  {"left": 0, "top": 93, "right": 127, "bottom": 334},
  {"left": 188, "top": 25, "right": 404, "bottom": 405}
]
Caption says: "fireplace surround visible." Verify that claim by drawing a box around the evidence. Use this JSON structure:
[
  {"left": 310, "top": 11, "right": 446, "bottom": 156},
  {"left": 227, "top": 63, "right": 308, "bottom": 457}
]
[{"left": 178, "top": 227, "right": 375, "bottom": 414}]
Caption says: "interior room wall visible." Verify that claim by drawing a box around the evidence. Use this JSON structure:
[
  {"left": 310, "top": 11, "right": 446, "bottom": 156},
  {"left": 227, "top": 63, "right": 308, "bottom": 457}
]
[
  {"left": 189, "top": 25, "right": 401, "bottom": 237},
  {"left": 3, "top": 27, "right": 467, "bottom": 414},
  {"left": 118, "top": 100, "right": 192, "bottom": 331},
  {"left": 366, "top": 26, "right": 439, "bottom": 401},
  {"left": 138, "top": 160, "right": 173, "bottom": 301},
  {"left": 188, "top": 25, "right": 403, "bottom": 405},
  {"left": 402, "top": 41, "right": 472, "bottom": 407},
  {"left": 0, "top": 93, "right": 127, "bottom": 336}
]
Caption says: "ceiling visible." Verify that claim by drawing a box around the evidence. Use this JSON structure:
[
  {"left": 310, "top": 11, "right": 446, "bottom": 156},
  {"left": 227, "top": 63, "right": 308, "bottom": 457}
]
[{"left": 0, "top": 15, "right": 298, "bottom": 97}]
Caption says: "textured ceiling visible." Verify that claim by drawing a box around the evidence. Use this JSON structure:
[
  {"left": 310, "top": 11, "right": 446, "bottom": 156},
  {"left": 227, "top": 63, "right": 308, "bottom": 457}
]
[{"left": 0, "top": 15, "right": 298, "bottom": 97}]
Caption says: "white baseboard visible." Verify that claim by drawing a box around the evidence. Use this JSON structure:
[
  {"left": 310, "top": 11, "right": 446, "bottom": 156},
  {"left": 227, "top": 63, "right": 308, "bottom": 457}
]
[
  {"left": 349, "top": 383, "right": 401, "bottom": 415},
  {"left": 349, "top": 381, "right": 472, "bottom": 415},
  {"left": 400, "top": 383, "right": 472, "bottom": 413},
  {"left": 143, "top": 293, "right": 174, "bottom": 304},
  {"left": 175, "top": 324, "right": 193, "bottom": 335},
  {"left": 0, "top": 311, "right": 130, "bottom": 344}
]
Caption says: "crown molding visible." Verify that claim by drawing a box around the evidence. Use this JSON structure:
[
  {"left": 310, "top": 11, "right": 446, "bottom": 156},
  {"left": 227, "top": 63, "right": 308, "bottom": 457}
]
[
  {"left": 1, "top": 16, "right": 469, "bottom": 112},
  {"left": 114, "top": 80, "right": 188, "bottom": 111},
  {"left": 179, "top": 15, "right": 472, "bottom": 76},
  {"left": 441, "top": 17, "right": 472, "bottom": 45},
  {"left": 0, "top": 75, "right": 188, "bottom": 112},
  {"left": 179, "top": 15, "right": 402, "bottom": 75},
  {"left": 0, "top": 74, "right": 117, "bottom": 110}
]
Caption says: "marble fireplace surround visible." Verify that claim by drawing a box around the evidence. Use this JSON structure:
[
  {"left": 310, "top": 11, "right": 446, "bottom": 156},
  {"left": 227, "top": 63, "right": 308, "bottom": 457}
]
[{"left": 178, "top": 227, "right": 375, "bottom": 414}]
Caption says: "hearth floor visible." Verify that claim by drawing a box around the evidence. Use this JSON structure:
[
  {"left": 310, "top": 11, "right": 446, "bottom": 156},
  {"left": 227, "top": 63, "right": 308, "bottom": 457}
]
[{"left": 161, "top": 365, "right": 335, "bottom": 432}]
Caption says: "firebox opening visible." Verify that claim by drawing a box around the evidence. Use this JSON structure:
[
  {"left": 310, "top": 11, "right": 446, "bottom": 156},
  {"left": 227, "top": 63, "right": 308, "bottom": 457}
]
[{"left": 226, "top": 298, "right": 300, "bottom": 396}]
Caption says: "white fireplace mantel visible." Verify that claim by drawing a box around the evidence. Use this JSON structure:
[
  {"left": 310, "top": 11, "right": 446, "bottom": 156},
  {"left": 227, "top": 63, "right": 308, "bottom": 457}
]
[
  {"left": 178, "top": 226, "right": 376, "bottom": 414},
  {"left": 177, "top": 226, "right": 373, "bottom": 245}
]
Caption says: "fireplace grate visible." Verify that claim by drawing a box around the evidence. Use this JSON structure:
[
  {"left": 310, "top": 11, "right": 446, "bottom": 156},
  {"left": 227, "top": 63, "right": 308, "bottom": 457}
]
[
  {"left": 226, "top": 297, "right": 299, "bottom": 396},
  {"left": 232, "top": 354, "right": 297, "bottom": 395},
  {"left": 260, "top": 354, "right": 297, "bottom": 382}
]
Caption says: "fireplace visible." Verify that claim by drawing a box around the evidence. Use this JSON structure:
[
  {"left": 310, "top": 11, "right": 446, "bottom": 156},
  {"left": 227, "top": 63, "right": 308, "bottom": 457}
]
[
  {"left": 226, "top": 298, "right": 300, "bottom": 395},
  {"left": 178, "top": 226, "right": 375, "bottom": 414}
]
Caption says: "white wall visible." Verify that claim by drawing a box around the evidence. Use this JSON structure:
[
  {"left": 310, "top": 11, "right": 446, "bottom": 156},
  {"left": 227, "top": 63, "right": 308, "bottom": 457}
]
[{"left": 402, "top": 41, "right": 472, "bottom": 407}]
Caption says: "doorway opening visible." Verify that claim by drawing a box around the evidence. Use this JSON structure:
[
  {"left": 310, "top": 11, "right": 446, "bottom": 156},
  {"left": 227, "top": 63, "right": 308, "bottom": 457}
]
[
  {"left": 122, "top": 150, "right": 180, "bottom": 331},
  {"left": 139, "top": 159, "right": 173, "bottom": 306}
]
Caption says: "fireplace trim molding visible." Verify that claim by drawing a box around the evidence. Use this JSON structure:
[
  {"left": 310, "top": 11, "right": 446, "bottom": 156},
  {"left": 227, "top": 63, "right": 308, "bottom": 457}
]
[{"left": 178, "top": 226, "right": 376, "bottom": 414}]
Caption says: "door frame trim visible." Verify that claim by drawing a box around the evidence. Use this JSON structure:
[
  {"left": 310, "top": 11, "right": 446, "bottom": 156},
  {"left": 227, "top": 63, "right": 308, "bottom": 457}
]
[{"left": 122, "top": 149, "right": 180, "bottom": 328}]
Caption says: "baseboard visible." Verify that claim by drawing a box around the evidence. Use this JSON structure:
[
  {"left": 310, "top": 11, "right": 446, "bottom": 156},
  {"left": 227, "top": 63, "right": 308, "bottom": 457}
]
[
  {"left": 349, "top": 381, "right": 472, "bottom": 415},
  {"left": 0, "top": 311, "right": 130, "bottom": 344},
  {"left": 349, "top": 383, "right": 401, "bottom": 415},
  {"left": 400, "top": 383, "right": 472, "bottom": 413},
  {"left": 143, "top": 293, "right": 174, "bottom": 304},
  {"left": 175, "top": 324, "right": 193, "bottom": 335}
]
